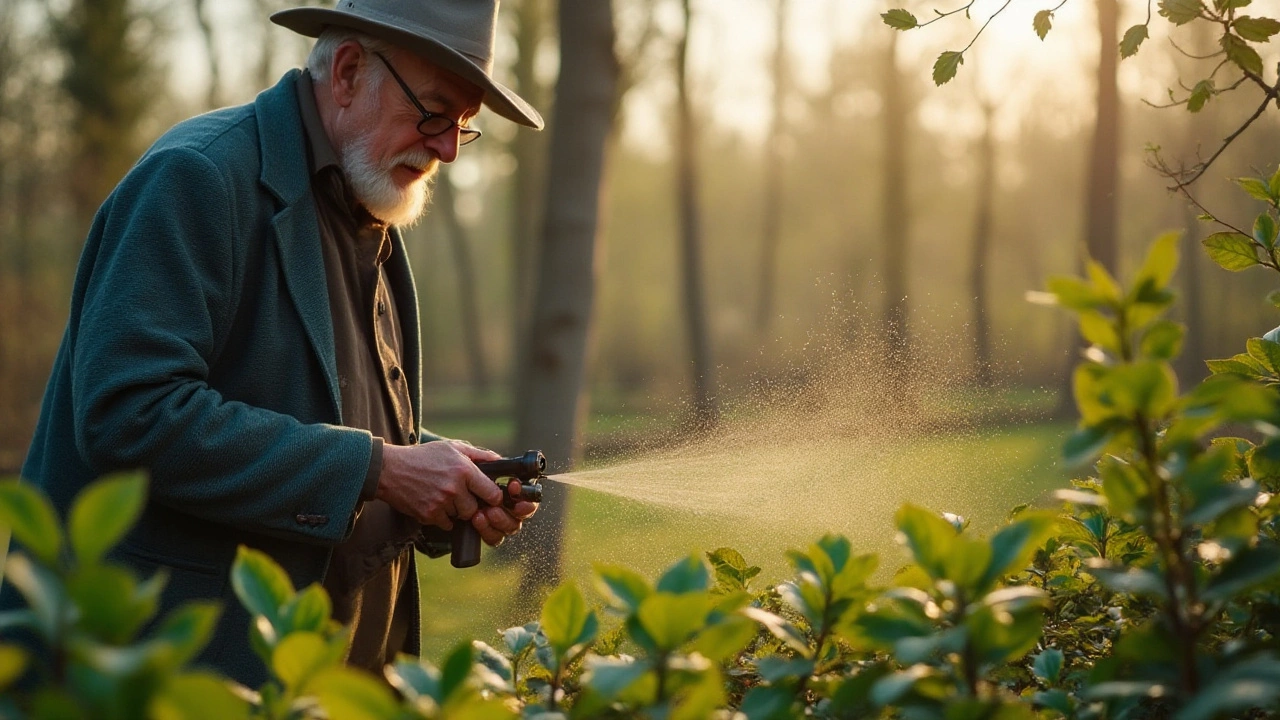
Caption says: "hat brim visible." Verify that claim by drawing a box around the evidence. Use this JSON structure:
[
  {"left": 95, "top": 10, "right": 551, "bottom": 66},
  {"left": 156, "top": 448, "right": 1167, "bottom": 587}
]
[{"left": 271, "top": 7, "right": 544, "bottom": 130}]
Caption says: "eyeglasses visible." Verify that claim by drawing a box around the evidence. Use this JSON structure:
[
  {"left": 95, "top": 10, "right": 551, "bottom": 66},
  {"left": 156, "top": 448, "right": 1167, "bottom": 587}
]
[{"left": 373, "top": 51, "right": 481, "bottom": 146}]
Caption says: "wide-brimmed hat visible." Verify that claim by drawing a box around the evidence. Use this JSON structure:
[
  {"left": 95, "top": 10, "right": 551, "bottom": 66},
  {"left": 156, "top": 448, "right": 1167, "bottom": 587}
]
[{"left": 271, "top": 0, "right": 543, "bottom": 129}]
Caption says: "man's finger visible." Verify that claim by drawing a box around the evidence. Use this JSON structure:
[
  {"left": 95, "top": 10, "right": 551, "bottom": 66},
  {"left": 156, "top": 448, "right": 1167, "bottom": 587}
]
[
  {"left": 473, "top": 513, "right": 506, "bottom": 547},
  {"left": 464, "top": 468, "right": 503, "bottom": 506}
]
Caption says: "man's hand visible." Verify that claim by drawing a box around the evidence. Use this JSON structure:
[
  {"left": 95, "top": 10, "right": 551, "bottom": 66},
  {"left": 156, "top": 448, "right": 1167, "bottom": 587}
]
[
  {"left": 471, "top": 481, "right": 539, "bottom": 547},
  {"left": 376, "top": 440, "right": 503, "bottom": 530}
]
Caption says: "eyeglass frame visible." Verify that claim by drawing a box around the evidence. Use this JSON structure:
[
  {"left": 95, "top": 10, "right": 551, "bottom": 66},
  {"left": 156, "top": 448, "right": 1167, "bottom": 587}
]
[{"left": 372, "top": 51, "right": 482, "bottom": 147}]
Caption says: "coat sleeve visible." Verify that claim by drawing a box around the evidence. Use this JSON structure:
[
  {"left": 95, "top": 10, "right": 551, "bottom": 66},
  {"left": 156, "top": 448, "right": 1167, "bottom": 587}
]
[{"left": 70, "top": 146, "right": 368, "bottom": 545}]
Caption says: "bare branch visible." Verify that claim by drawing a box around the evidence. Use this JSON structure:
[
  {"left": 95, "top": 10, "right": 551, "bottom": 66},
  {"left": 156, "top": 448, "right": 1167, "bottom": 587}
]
[
  {"left": 961, "top": 0, "right": 1014, "bottom": 53},
  {"left": 1163, "top": 86, "right": 1278, "bottom": 190},
  {"left": 1168, "top": 36, "right": 1220, "bottom": 60},
  {"left": 915, "top": 1, "right": 978, "bottom": 29}
]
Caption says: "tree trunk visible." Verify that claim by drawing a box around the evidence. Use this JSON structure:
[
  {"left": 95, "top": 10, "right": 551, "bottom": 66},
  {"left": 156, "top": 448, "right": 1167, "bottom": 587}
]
[
  {"left": 192, "top": 0, "right": 220, "bottom": 108},
  {"left": 510, "top": 0, "right": 618, "bottom": 593},
  {"left": 970, "top": 100, "right": 996, "bottom": 387},
  {"left": 1085, "top": 0, "right": 1120, "bottom": 273},
  {"left": 434, "top": 175, "right": 490, "bottom": 395},
  {"left": 676, "top": 0, "right": 718, "bottom": 428},
  {"left": 882, "top": 31, "right": 912, "bottom": 396},
  {"left": 755, "top": 0, "right": 788, "bottom": 334},
  {"left": 510, "top": 0, "right": 552, "bottom": 391},
  {"left": 1058, "top": 0, "right": 1120, "bottom": 412}
]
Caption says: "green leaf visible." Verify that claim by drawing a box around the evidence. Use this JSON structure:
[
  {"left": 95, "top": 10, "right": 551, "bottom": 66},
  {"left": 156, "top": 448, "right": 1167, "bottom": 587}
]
[
  {"left": 1063, "top": 422, "right": 1118, "bottom": 466},
  {"left": 1223, "top": 32, "right": 1265, "bottom": 74},
  {"left": 1033, "top": 648, "right": 1065, "bottom": 684},
  {"left": 637, "top": 592, "right": 712, "bottom": 652},
  {"left": 385, "top": 660, "right": 441, "bottom": 703},
  {"left": 741, "top": 685, "right": 795, "bottom": 720},
  {"left": 1233, "top": 15, "right": 1280, "bottom": 41},
  {"left": 1270, "top": 165, "right": 1280, "bottom": 199},
  {"left": 438, "top": 641, "right": 473, "bottom": 702},
  {"left": 307, "top": 667, "right": 401, "bottom": 720},
  {"left": 1079, "top": 310, "right": 1122, "bottom": 355},
  {"left": 1176, "top": 655, "right": 1280, "bottom": 720},
  {"left": 1238, "top": 176, "right": 1275, "bottom": 202},
  {"left": 0, "top": 645, "right": 27, "bottom": 691},
  {"left": 1254, "top": 214, "right": 1278, "bottom": 252},
  {"left": 1120, "top": 24, "right": 1149, "bottom": 57},
  {"left": 282, "top": 583, "right": 331, "bottom": 634},
  {"left": 706, "top": 547, "right": 760, "bottom": 592},
  {"left": 1159, "top": 0, "right": 1205, "bottom": 24},
  {"left": 0, "top": 481, "right": 62, "bottom": 567},
  {"left": 1188, "top": 79, "right": 1215, "bottom": 112},
  {"left": 657, "top": 555, "right": 710, "bottom": 594},
  {"left": 1204, "top": 232, "right": 1259, "bottom": 271},
  {"left": 155, "top": 601, "right": 221, "bottom": 667},
  {"left": 1203, "top": 544, "right": 1280, "bottom": 602},
  {"left": 1215, "top": 0, "right": 1252, "bottom": 9},
  {"left": 585, "top": 656, "right": 650, "bottom": 698},
  {"left": 540, "top": 582, "right": 596, "bottom": 658},
  {"left": 1046, "top": 275, "right": 1108, "bottom": 311},
  {"left": 1136, "top": 231, "right": 1181, "bottom": 289},
  {"left": 882, "top": 8, "right": 918, "bottom": 29},
  {"left": 978, "top": 512, "right": 1058, "bottom": 593},
  {"left": 1034, "top": 10, "right": 1053, "bottom": 39},
  {"left": 1247, "top": 337, "right": 1280, "bottom": 373},
  {"left": 895, "top": 504, "right": 959, "bottom": 578},
  {"left": 688, "top": 614, "right": 756, "bottom": 662},
  {"left": 68, "top": 473, "right": 146, "bottom": 567},
  {"left": 871, "top": 664, "right": 944, "bottom": 706},
  {"left": 1141, "top": 321, "right": 1185, "bottom": 361},
  {"left": 756, "top": 655, "right": 816, "bottom": 683},
  {"left": 65, "top": 564, "right": 159, "bottom": 643},
  {"left": 1087, "top": 561, "right": 1168, "bottom": 598},
  {"left": 272, "top": 632, "right": 330, "bottom": 691},
  {"left": 149, "top": 671, "right": 252, "bottom": 720},
  {"left": 593, "top": 564, "right": 651, "bottom": 611},
  {"left": 3, "top": 555, "right": 66, "bottom": 641},
  {"left": 742, "top": 607, "right": 810, "bottom": 655},
  {"left": 933, "top": 51, "right": 964, "bottom": 86},
  {"left": 1099, "top": 456, "right": 1148, "bottom": 519},
  {"left": 501, "top": 623, "right": 536, "bottom": 656},
  {"left": 230, "top": 546, "right": 294, "bottom": 629}
]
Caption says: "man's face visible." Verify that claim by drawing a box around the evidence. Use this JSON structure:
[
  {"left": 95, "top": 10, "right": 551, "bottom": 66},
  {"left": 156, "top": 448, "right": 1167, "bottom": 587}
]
[{"left": 336, "top": 47, "right": 484, "bottom": 226}]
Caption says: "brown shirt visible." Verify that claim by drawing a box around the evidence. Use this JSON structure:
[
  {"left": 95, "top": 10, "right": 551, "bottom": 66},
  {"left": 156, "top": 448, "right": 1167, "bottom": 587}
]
[{"left": 295, "top": 71, "right": 420, "bottom": 671}]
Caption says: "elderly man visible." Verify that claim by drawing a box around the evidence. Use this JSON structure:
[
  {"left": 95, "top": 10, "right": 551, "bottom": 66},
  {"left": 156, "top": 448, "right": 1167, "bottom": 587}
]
[{"left": 13, "top": 0, "right": 541, "bottom": 686}]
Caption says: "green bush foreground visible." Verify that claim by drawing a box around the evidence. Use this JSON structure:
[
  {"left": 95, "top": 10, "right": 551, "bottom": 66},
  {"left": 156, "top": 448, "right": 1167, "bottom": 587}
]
[{"left": 7, "top": 174, "right": 1280, "bottom": 718}]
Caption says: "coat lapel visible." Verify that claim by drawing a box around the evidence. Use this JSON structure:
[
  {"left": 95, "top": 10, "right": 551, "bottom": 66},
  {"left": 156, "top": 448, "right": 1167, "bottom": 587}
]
[{"left": 254, "top": 70, "right": 341, "bottom": 421}]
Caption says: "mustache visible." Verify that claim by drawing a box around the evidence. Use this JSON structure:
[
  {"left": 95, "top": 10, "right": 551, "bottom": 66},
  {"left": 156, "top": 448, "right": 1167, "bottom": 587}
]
[{"left": 387, "top": 149, "right": 437, "bottom": 175}]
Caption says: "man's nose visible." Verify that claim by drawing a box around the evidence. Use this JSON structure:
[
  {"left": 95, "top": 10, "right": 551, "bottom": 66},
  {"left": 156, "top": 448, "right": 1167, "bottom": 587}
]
[{"left": 425, "top": 129, "right": 461, "bottom": 164}]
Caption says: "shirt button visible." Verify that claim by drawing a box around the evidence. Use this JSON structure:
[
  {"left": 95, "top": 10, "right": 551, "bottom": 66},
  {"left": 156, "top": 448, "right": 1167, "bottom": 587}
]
[
  {"left": 389, "top": 366, "right": 402, "bottom": 381},
  {"left": 377, "top": 300, "right": 386, "bottom": 316}
]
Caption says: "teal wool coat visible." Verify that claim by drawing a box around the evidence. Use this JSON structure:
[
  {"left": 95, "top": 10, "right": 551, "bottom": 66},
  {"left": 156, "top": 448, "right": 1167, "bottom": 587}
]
[{"left": 15, "top": 70, "right": 429, "bottom": 686}]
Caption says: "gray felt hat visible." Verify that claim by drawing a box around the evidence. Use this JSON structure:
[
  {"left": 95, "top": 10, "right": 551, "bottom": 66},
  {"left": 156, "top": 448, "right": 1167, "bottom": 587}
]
[{"left": 271, "top": 0, "right": 543, "bottom": 129}]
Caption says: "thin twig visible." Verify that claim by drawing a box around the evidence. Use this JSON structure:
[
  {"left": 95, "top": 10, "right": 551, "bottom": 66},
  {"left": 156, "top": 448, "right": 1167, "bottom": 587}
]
[
  {"left": 916, "top": 0, "right": 977, "bottom": 28},
  {"left": 1169, "top": 87, "right": 1277, "bottom": 189},
  {"left": 1169, "top": 36, "right": 1220, "bottom": 61},
  {"left": 961, "top": 0, "right": 1014, "bottom": 53}
]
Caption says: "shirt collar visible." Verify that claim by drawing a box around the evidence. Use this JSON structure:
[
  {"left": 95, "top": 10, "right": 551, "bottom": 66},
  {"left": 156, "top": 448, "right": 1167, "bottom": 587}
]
[{"left": 295, "top": 69, "right": 342, "bottom": 176}]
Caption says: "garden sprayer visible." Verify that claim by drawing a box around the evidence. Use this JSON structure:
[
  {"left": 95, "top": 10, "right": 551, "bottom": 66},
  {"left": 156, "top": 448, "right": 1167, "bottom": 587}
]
[{"left": 451, "top": 450, "right": 547, "bottom": 568}]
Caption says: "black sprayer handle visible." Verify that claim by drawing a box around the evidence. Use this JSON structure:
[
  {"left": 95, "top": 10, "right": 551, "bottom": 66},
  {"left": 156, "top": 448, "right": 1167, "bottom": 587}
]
[{"left": 450, "top": 451, "right": 546, "bottom": 569}]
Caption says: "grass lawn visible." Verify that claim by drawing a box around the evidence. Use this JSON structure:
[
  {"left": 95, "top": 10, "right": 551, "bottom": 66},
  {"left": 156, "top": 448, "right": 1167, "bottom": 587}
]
[{"left": 415, "top": 417, "right": 1076, "bottom": 659}]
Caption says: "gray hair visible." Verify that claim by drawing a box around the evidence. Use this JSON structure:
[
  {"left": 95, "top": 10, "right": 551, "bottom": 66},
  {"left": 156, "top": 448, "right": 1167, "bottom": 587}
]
[{"left": 306, "top": 27, "right": 395, "bottom": 87}]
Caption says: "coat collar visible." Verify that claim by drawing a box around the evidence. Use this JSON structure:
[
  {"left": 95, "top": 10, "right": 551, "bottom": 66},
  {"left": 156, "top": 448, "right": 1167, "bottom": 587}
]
[{"left": 254, "top": 70, "right": 343, "bottom": 421}]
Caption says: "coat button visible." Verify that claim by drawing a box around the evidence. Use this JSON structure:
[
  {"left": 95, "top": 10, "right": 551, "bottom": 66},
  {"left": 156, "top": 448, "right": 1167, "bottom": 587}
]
[
  {"left": 377, "top": 300, "right": 386, "bottom": 316},
  {"left": 408, "top": 431, "right": 417, "bottom": 444},
  {"left": 389, "top": 366, "right": 402, "bottom": 380}
]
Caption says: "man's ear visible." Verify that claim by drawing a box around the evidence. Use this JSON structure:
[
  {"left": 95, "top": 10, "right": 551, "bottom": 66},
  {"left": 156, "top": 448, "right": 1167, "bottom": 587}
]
[{"left": 329, "top": 40, "right": 365, "bottom": 109}]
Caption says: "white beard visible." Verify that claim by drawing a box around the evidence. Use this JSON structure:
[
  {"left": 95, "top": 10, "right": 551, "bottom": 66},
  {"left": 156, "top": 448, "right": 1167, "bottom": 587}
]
[{"left": 339, "top": 129, "right": 437, "bottom": 227}]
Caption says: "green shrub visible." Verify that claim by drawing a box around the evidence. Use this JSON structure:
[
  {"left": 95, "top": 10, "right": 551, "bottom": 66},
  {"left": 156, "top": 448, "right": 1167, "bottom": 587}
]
[{"left": 5, "top": 172, "right": 1280, "bottom": 719}]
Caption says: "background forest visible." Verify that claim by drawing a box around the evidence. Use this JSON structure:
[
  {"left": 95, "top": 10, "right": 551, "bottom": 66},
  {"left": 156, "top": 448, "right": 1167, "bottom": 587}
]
[{"left": 4, "top": 0, "right": 1280, "bottom": 648}]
